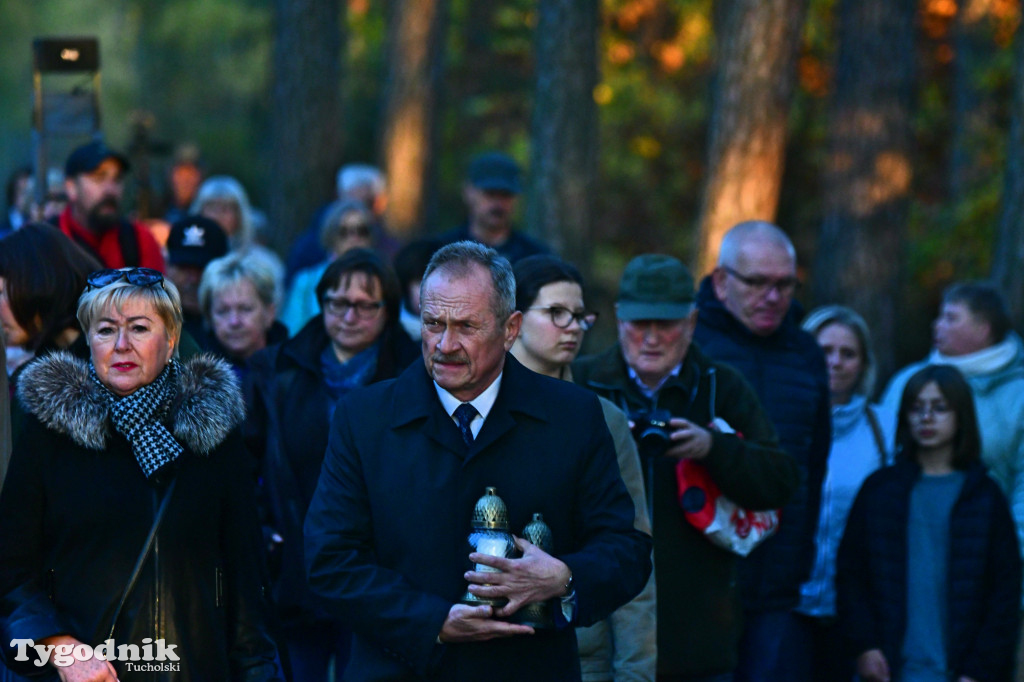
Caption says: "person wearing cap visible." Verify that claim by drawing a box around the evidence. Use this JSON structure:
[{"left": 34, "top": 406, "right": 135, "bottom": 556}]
[
  {"left": 572, "top": 253, "right": 799, "bottom": 681},
  {"left": 437, "top": 152, "right": 550, "bottom": 264},
  {"left": 56, "top": 139, "right": 166, "bottom": 272},
  {"left": 166, "top": 214, "right": 230, "bottom": 344},
  {"left": 692, "top": 221, "right": 830, "bottom": 682}
]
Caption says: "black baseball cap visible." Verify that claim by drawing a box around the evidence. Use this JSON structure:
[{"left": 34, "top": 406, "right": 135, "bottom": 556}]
[
  {"left": 467, "top": 152, "right": 522, "bottom": 194},
  {"left": 65, "top": 140, "right": 131, "bottom": 177},
  {"left": 616, "top": 254, "right": 696, "bottom": 321},
  {"left": 166, "top": 215, "right": 229, "bottom": 268}
]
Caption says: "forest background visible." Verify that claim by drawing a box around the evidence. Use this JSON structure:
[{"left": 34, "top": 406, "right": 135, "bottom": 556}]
[{"left": 1, "top": 0, "right": 1022, "bottom": 392}]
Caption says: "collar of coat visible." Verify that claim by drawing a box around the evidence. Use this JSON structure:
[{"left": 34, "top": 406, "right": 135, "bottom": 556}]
[{"left": 16, "top": 351, "right": 245, "bottom": 454}]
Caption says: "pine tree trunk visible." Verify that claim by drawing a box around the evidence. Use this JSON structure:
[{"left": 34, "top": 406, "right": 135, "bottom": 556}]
[
  {"left": 268, "top": 0, "right": 343, "bottom": 254},
  {"left": 694, "top": 0, "right": 809, "bottom": 277},
  {"left": 813, "top": 0, "right": 916, "bottom": 383},
  {"left": 526, "top": 0, "right": 599, "bottom": 272},
  {"left": 381, "top": 0, "right": 447, "bottom": 240},
  {"left": 993, "top": 26, "right": 1024, "bottom": 327},
  {"left": 950, "top": 0, "right": 997, "bottom": 202}
]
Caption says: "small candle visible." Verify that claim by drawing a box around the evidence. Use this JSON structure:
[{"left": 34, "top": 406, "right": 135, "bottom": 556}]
[{"left": 475, "top": 535, "right": 506, "bottom": 573}]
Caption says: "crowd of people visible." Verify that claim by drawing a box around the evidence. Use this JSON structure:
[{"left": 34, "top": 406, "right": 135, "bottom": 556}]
[{"left": 0, "top": 137, "right": 1022, "bottom": 682}]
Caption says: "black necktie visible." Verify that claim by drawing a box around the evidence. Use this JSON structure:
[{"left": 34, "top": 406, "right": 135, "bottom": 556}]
[{"left": 454, "top": 403, "right": 478, "bottom": 446}]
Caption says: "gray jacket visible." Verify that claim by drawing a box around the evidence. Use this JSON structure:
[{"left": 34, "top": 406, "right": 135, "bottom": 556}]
[{"left": 575, "top": 395, "right": 656, "bottom": 682}]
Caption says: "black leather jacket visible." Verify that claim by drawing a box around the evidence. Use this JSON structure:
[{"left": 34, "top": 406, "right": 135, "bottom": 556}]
[{"left": 0, "top": 352, "right": 282, "bottom": 681}]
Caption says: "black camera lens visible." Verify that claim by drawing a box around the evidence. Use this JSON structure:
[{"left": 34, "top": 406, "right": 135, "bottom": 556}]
[{"left": 631, "top": 409, "right": 673, "bottom": 456}]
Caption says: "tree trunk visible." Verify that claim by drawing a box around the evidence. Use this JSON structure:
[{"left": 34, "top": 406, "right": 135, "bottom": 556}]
[
  {"left": 993, "top": 24, "right": 1024, "bottom": 327},
  {"left": 268, "top": 0, "right": 343, "bottom": 255},
  {"left": 950, "top": 0, "right": 998, "bottom": 202},
  {"left": 694, "top": 0, "right": 809, "bottom": 277},
  {"left": 381, "top": 0, "right": 447, "bottom": 241},
  {"left": 813, "top": 0, "right": 916, "bottom": 383},
  {"left": 526, "top": 0, "right": 599, "bottom": 272}
]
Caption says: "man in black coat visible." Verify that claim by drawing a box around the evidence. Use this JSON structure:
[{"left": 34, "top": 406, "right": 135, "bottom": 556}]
[
  {"left": 304, "top": 241, "right": 651, "bottom": 681},
  {"left": 693, "top": 221, "right": 831, "bottom": 682},
  {"left": 436, "top": 152, "right": 549, "bottom": 264}
]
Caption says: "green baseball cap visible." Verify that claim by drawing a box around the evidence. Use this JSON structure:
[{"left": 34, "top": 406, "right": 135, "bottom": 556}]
[{"left": 616, "top": 254, "right": 695, "bottom": 321}]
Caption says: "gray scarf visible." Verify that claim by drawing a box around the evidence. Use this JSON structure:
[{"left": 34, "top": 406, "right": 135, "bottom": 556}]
[{"left": 90, "top": 360, "right": 184, "bottom": 479}]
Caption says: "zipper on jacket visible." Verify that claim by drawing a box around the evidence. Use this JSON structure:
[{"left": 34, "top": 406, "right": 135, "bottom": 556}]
[
  {"left": 216, "top": 567, "right": 224, "bottom": 607},
  {"left": 152, "top": 488, "right": 161, "bottom": 640}
]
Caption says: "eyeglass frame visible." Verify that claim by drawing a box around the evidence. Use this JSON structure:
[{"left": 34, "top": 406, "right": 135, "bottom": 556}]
[
  {"left": 85, "top": 267, "right": 165, "bottom": 292},
  {"left": 322, "top": 294, "right": 385, "bottom": 319},
  {"left": 527, "top": 306, "right": 598, "bottom": 331},
  {"left": 721, "top": 266, "right": 801, "bottom": 297},
  {"left": 907, "top": 402, "right": 953, "bottom": 420}
]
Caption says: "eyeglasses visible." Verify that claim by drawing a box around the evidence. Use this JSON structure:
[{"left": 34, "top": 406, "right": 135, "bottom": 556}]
[
  {"left": 86, "top": 267, "right": 164, "bottom": 291},
  {"left": 722, "top": 266, "right": 801, "bottom": 297},
  {"left": 337, "top": 224, "right": 371, "bottom": 239},
  {"left": 322, "top": 296, "right": 384, "bottom": 319},
  {"left": 908, "top": 402, "right": 953, "bottom": 420},
  {"left": 528, "top": 306, "right": 598, "bottom": 330}
]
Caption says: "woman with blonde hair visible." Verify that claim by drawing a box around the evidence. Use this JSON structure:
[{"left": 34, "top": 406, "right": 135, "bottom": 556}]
[
  {"left": 0, "top": 267, "right": 282, "bottom": 681},
  {"left": 788, "top": 304, "right": 896, "bottom": 681}
]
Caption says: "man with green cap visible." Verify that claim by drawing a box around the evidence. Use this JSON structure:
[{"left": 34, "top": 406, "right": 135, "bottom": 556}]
[{"left": 572, "top": 253, "right": 798, "bottom": 681}]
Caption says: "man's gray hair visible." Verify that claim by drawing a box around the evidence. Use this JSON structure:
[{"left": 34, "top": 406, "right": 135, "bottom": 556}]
[
  {"left": 423, "top": 241, "right": 516, "bottom": 320},
  {"left": 718, "top": 220, "right": 796, "bottom": 267},
  {"left": 336, "top": 164, "right": 386, "bottom": 197}
]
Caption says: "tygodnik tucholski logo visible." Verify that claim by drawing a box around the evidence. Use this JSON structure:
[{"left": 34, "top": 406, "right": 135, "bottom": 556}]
[{"left": 10, "top": 638, "right": 181, "bottom": 671}]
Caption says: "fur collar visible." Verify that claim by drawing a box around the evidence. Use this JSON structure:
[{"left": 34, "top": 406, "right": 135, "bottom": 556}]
[{"left": 17, "top": 351, "right": 245, "bottom": 454}]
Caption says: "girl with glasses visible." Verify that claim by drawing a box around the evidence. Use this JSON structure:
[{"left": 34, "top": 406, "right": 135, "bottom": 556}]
[
  {"left": 837, "top": 365, "right": 1020, "bottom": 682},
  {"left": 510, "top": 254, "right": 655, "bottom": 682}
]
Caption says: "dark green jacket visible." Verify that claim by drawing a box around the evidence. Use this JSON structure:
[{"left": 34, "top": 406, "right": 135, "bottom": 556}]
[{"left": 572, "top": 342, "right": 799, "bottom": 677}]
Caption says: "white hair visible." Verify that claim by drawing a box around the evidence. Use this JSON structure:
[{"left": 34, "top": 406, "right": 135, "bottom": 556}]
[
  {"left": 190, "top": 175, "right": 254, "bottom": 249},
  {"left": 718, "top": 221, "right": 796, "bottom": 267},
  {"left": 336, "top": 164, "right": 386, "bottom": 198}
]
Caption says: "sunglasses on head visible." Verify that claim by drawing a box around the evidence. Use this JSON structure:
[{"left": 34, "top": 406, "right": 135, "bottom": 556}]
[{"left": 86, "top": 267, "right": 165, "bottom": 291}]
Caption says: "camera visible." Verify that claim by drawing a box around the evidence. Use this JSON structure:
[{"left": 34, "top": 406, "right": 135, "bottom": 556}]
[{"left": 630, "top": 408, "right": 674, "bottom": 455}]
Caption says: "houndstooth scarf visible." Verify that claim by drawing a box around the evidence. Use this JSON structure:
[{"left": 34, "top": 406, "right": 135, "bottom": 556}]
[{"left": 90, "top": 360, "right": 185, "bottom": 479}]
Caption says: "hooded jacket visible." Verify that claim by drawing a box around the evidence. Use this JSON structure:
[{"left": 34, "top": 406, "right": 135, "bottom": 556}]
[
  {"left": 837, "top": 459, "right": 1021, "bottom": 682},
  {"left": 0, "top": 352, "right": 282, "bottom": 681},
  {"left": 693, "top": 276, "right": 831, "bottom": 612}
]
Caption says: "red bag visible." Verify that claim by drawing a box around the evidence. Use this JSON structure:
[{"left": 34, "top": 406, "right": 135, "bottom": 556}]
[{"left": 674, "top": 419, "right": 780, "bottom": 557}]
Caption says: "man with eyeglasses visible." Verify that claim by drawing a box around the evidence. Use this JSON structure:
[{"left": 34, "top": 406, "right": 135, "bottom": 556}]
[
  {"left": 573, "top": 253, "right": 799, "bottom": 682},
  {"left": 693, "top": 221, "right": 830, "bottom": 682},
  {"left": 55, "top": 140, "right": 166, "bottom": 272}
]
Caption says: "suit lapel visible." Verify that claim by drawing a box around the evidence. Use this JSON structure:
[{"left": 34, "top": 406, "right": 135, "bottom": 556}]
[
  {"left": 391, "top": 361, "right": 468, "bottom": 458},
  {"left": 391, "top": 354, "right": 551, "bottom": 463},
  {"left": 467, "top": 355, "right": 548, "bottom": 462}
]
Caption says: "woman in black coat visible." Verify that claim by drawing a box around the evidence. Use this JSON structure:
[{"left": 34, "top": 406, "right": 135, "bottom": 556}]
[
  {"left": 246, "top": 248, "right": 417, "bottom": 682},
  {"left": 0, "top": 268, "right": 282, "bottom": 681},
  {"left": 837, "top": 365, "right": 1021, "bottom": 682}
]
